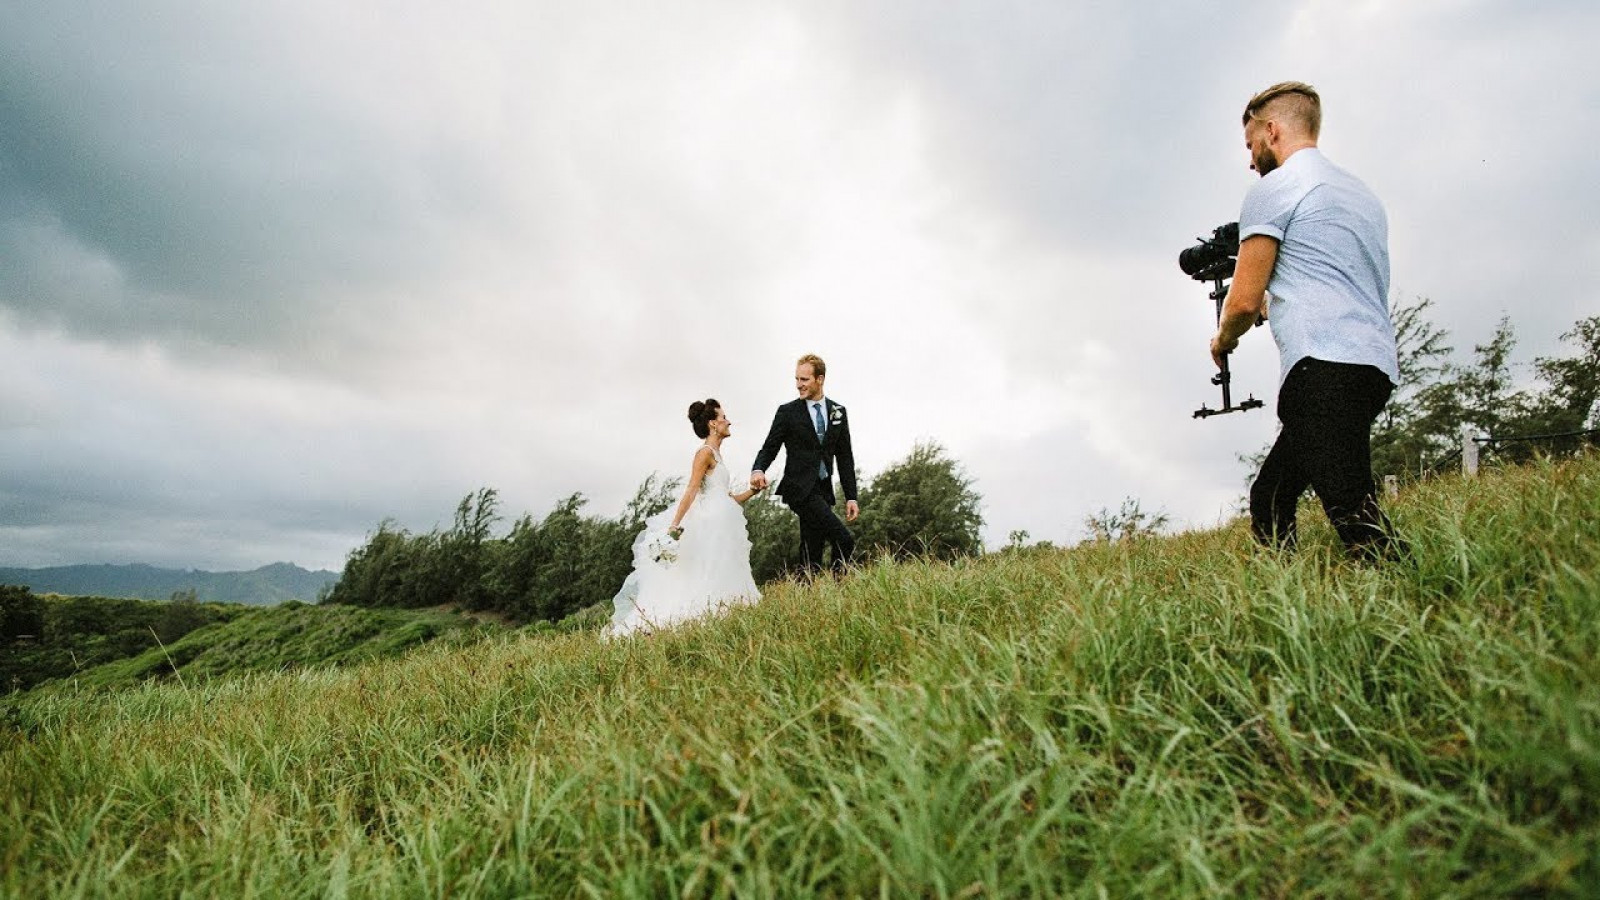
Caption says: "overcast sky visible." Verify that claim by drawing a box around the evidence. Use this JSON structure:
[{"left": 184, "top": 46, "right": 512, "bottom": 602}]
[{"left": 2, "top": 1, "right": 1597, "bottom": 573}]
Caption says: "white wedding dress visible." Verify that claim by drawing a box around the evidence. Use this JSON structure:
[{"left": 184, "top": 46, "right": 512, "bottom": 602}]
[{"left": 607, "top": 445, "right": 761, "bottom": 637}]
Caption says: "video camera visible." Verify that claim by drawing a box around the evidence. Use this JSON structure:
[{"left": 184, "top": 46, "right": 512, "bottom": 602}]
[
  {"left": 1180, "top": 220, "right": 1262, "bottom": 419},
  {"left": 1178, "top": 221, "right": 1240, "bottom": 282}
]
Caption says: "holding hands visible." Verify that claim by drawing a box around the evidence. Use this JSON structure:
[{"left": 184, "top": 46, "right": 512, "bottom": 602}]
[{"left": 729, "top": 471, "right": 768, "bottom": 506}]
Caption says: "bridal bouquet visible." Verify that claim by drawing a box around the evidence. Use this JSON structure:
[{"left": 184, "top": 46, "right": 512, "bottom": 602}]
[{"left": 646, "top": 530, "right": 679, "bottom": 567}]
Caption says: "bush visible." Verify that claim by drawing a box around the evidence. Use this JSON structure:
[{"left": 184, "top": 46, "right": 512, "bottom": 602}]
[
  {"left": 325, "top": 445, "right": 988, "bottom": 624},
  {"left": 854, "top": 441, "right": 984, "bottom": 562}
]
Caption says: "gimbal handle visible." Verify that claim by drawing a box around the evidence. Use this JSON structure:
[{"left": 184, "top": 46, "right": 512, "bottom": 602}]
[{"left": 1194, "top": 275, "right": 1264, "bottom": 420}]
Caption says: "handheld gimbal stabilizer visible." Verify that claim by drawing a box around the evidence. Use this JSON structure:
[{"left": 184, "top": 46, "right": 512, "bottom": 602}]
[{"left": 1179, "top": 221, "right": 1263, "bottom": 420}]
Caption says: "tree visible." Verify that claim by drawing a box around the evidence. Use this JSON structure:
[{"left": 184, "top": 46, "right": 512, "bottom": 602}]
[
  {"left": 1000, "top": 530, "right": 1055, "bottom": 554},
  {"left": 1082, "top": 497, "right": 1170, "bottom": 543},
  {"left": 437, "top": 488, "right": 500, "bottom": 610},
  {"left": 1449, "top": 316, "right": 1526, "bottom": 436},
  {"left": 852, "top": 441, "right": 984, "bottom": 562},
  {"left": 155, "top": 589, "right": 208, "bottom": 643},
  {"left": 1371, "top": 295, "right": 1456, "bottom": 479},
  {"left": 321, "top": 443, "right": 992, "bottom": 622},
  {"left": 322, "top": 521, "right": 440, "bottom": 608},
  {"left": 1, "top": 585, "right": 43, "bottom": 642},
  {"left": 745, "top": 444, "right": 988, "bottom": 578},
  {"left": 1366, "top": 307, "right": 1600, "bottom": 478},
  {"left": 1520, "top": 315, "right": 1600, "bottom": 435},
  {"left": 487, "top": 494, "right": 588, "bottom": 622},
  {"left": 484, "top": 475, "right": 684, "bottom": 622}
]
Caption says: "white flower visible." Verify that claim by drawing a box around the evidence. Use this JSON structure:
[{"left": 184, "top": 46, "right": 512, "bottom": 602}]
[{"left": 830, "top": 408, "right": 844, "bottom": 425}]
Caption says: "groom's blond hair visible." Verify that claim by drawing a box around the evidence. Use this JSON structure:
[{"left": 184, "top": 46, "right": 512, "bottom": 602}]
[{"left": 797, "top": 353, "right": 827, "bottom": 379}]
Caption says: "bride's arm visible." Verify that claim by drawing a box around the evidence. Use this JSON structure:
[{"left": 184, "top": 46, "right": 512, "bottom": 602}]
[
  {"left": 667, "top": 447, "right": 714, "bottom": 535},
  {"left": 731, "top": 482, "right": 763, "bottom": 505}
]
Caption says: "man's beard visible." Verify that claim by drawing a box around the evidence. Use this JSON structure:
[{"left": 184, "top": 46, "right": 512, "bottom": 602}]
[{"left": 1254, "top": 146, "right": 1281, "bottom": 176}]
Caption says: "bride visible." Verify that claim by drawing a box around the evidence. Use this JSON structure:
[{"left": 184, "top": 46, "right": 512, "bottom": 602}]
[{"left": 607, "top": 398, "right": 763, "bottom": 637}]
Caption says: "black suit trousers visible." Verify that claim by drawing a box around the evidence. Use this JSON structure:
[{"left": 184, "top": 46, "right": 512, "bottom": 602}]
[
  {"left": 790, "top": 480, "right": 855, "bottom": 575},
  {"left": 1249, "top": 357, "right": 1400, "bottom": 559}
]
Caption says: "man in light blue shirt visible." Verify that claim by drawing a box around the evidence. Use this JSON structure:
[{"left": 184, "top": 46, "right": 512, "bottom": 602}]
[{"left": 1210, "top": 82, "right": 1403, "bottom": 560}]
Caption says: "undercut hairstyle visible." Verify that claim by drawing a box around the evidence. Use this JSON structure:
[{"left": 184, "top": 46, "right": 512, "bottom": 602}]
[
  {"left": 1243, "top": 81, "right": 1322, "bottom": 139},
  {"left": 797, "top": 353, "right": 827, "bottom": 380},
  {"left": 687, "top": 398, "right": 721, "bottom": 439}
]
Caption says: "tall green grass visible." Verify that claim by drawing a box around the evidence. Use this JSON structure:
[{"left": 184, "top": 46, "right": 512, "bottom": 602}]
[{"left": 3, "top": 457, "right": 1598, "bottom": 897}]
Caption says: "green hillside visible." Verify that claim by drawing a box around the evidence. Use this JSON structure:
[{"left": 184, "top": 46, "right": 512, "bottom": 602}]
[
  {"left": 6, "top": 601, "right": 501, "bottom": 699},
  {"left": 73, "top": 603, "right": 497, "bottom": 691},
  {"left": 1, "top": 591, "right": 245, "bottom": 693},
  {"left": 3, "top": 456, "right": 1598, "bottom": 897}
]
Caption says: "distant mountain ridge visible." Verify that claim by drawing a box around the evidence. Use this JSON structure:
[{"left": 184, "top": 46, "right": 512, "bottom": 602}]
[{"left": 0, "top": 562, "right": 340, "bottom": 606}]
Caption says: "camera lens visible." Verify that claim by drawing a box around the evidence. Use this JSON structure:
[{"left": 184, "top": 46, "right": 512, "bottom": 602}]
[
  {"left": 1178, "top": 221, "right": 1242, "bottom": 280},
  {"left": 1178, "top": 243, "right": 1223, "bottom": 278}
]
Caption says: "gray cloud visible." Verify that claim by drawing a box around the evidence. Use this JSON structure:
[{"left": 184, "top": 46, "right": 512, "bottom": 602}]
[
  {"left": 1, "top": 1, "right": 1596, "bottom": 572},
  {"left": 814, "top": 3, "right": 1302, "bottom": 247}
]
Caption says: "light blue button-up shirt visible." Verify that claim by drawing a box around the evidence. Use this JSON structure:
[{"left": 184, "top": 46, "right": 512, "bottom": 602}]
[{"left": 1240, "top": 147, "right": 1400, "bottom": 387}]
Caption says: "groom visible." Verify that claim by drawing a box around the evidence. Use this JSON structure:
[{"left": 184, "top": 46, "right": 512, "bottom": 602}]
[{"left": 751, "top": 353, "right": 859, "bottom": 577}]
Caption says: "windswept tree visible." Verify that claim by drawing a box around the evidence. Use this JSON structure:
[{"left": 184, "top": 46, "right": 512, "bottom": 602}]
[
  {"left": 489, "top": 494, "right": 590, "bottom": 622},
  {"left": 1520, "top": 315, "right": 1600, "bottom": 435},
  {"left": 1436, "top": 316, "right": 1526, "bottom": 438},
  {"left": 322, "top": 521, "right": 440, "bottom": 609},
  {"left": 439, "top": 488, "right": 501, "bottom": 610},
  {"left": 853, "top": 441, "right": 984, "bottom": 562}
]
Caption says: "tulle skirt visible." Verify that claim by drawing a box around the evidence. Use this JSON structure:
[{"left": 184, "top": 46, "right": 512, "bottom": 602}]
[{"left": 607, "top": 491, "right": 760, "bottom": 637}]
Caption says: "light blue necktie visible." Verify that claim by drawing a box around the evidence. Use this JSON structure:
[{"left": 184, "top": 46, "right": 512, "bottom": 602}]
[{"left": 812, "top": 402, "right": 829, "bottom": 479}]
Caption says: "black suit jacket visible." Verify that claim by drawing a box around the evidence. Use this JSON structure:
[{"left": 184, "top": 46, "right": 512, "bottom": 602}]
[{"left": 752, "top": 397, "right": 857, "bottom": 506}]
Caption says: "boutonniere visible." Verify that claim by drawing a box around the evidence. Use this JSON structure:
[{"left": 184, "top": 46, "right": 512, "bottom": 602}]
[{"left": 830, "top": 408, "right": 844, "bottom": 425}]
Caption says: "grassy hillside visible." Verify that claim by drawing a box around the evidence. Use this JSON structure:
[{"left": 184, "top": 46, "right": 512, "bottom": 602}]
[
  {"left": 3, "top": 456, "right": 1598, "bottom": 897},
  {"left": 2, "top": 591, "right": 247, "bottom": 693},
  {"left": 9, "top": 602, "right": 501, "bottom": 698}
]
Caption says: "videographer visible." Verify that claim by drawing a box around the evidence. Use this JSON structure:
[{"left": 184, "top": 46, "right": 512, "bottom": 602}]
[{"left": 1209, "top": 81, "right": 1403, "bottom": 560}]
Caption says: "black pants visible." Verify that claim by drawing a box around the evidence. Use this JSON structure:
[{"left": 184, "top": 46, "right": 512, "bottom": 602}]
[
  {"left": 1250, "top": 358, "right": 1399, "bottom": 559},
  {"left": 791, "top": 483, "right": 856, "bottom": 576}
]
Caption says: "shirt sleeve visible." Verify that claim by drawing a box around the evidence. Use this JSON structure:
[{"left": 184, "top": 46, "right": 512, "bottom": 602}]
[{"left": 1239, "top": 173, "right": 1295, "bottom": 243}]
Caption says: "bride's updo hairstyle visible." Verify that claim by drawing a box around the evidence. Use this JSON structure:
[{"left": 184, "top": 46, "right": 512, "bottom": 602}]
[{"left": 688, "top": 398, "right": 722, "bottom": 439}]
